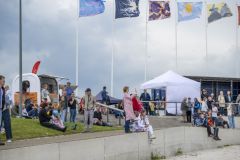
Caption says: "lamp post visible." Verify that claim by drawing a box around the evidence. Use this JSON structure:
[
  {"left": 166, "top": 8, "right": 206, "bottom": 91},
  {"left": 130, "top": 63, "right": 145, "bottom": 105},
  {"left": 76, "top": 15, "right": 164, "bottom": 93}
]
[{"left": 19, "top": 0, "right": 23, "bottom": 116}]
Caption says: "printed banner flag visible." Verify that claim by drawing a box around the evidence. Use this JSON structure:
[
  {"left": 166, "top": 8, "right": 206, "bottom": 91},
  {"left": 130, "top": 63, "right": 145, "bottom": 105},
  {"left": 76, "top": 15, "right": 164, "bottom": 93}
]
[
  {"left": 79, "top": 0, "right": 105, "bottom": 17},
  {"left": 238, "top": 6, "right": 240, "bottom": 25},
  {"left": 149, "top": 1, "right": 170, "bottom": 21},
  {"left": 115, "top": 0, "right": 140, "bottom": 19},
  {"left": 207, "top": 3, "right": 232, "bottom": 23},
  {"left": 178, "top": 2, "right": 202, "bottom": 22},
  {"left": 32, "top": 61, "right": 41, "bottom": 74}
]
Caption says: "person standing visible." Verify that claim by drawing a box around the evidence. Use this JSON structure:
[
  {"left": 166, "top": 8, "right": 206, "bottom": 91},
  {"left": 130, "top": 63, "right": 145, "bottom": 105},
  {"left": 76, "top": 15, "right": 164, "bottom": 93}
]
[
  {"left": 218, "top": 91, "right": 225, "bottom": 115},
  {"left": 194, "top": 98, "right": 201, "bottom": 113},
  {"left": 236, "top": 93, "right": 240, "bottom": 115},
  {"left": 101, "top": 86, "right": 109, "bottom": 105},
  {"left": 186, "top": 97, "right": 192, "bottom": 123},
  {"left": 181, "top": 98, "right": 188, "bottom": 123},
  {"left": 60, "top": 91, "right": 68, "bottom": 123},
  {"left": 227, "top": 104, "right": 235, "bottom": 129},
  {"left": 0, "top": 75, "right": 6, "bottom": 145},
  {"left": 65, "top": 82, "right": 73, "bottom": 99},
  {"left": 41, "top": 84, "right": 51, "bottom": 103},
  {"left": 123, "top": 86, "right": 135, "bottom": 133},
  {"left": 82, "top": 88, "right": 96, "bottom": 132},
  {"left": 68, "top": 93, "right": 77, "bottom": 123},
  {"left": 207, "top": 96, "right": 214, "bottom": 111},
  {"left": 140, "top": 89, "right": 151, "bottom": 115},
  {"left": 2, "top": 85, "right": 13, "bottom": 143}
]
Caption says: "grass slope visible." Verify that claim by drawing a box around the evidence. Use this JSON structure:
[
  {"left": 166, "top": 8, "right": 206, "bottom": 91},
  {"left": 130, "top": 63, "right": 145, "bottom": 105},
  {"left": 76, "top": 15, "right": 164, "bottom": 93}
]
[{"left": 1, "top": 118, "right": 122, "bottom": 141}]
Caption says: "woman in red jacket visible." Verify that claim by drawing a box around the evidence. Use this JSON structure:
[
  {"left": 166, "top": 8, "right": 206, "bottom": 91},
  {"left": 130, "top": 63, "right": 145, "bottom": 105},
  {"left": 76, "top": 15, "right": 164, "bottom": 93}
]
[{"left": 132, "top": 94, "right": 143, "bottom": 112}]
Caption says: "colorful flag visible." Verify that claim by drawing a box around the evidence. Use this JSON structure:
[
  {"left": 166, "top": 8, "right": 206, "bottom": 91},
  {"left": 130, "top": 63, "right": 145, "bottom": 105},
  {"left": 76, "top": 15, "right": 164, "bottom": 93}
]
[
  {"left": 238, "top": 6, "right": 240, "bottom": 25},
  {"left": 32, "top": 61, "right": 41, "bottom": 74},
  {"left": 149, "top": 1, "right": 170, "bottom": 21},
  {"left": 178, "top": 2, "right": 202, "bottom": 22},
  {"left": 79, "top": 0, "right": 105, "bottom": 17},
  {"left": 115, "top": 0, "right": 140, "bottom": 19},
  {"left": 207, "top": 3, "right": 232, "bottom": 23}
]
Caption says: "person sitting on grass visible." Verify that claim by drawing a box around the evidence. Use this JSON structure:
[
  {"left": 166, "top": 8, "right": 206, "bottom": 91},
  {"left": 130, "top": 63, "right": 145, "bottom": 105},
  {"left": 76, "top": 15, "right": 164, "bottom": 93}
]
[
  {"left": 93, "top": 106, "right": 112, "bottom": 127},
  {"left": 51, "top": 103, "right": 66, "bottom": 129},
  {"left": 38, "top": 102, "right": 67, "bottom": 132}
]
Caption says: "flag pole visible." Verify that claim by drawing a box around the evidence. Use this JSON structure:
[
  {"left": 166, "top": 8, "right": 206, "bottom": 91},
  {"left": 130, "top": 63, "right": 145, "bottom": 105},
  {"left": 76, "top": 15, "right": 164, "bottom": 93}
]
[
  {"left": 110, "top": 0, "right": 115, "bottom": 96},
  {"left": 144, "top": 0, "right": 148, "bottom": 81},
  {"left": 175, "top": 1, "right": 178, "bottom": 71},
  {"left": 236, "top": 3, "right": 239, "bottom": 77},
  {"left": 76, "top": 0, "right": 79, "bottom": 96},
  {"left": 205, "top": 1, "right": 208, "bottom": 76},
  {"left": 19, "top": 0, "right": 23, "bottom": 117}
]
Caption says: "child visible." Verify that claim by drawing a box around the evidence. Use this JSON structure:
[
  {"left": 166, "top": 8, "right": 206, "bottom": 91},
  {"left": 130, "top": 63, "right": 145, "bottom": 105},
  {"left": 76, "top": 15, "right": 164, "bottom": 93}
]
[
  {"left": 51, "top": 104, "right": 65, "bottom": 129},
  {"left": 139, "top": 110, "right": 156, "bottom": 139},
  {"left": 149, "top": 102, "right": 156, "bottom": 116}
]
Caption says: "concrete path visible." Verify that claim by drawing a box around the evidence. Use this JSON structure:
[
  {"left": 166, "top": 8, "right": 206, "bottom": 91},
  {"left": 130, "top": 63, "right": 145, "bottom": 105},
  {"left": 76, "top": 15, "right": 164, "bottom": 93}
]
[
  {"left": 168, "top": 145, "right": 240, "bottom": 160},
  {"left": 0, "top": 116, "right": 239, "bottom": 151}
]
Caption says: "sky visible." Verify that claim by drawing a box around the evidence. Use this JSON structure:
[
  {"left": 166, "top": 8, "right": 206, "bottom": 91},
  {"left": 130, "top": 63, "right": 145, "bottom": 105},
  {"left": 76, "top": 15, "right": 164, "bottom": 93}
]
[{"left": 0, "top": 0, "right": 239, "bottom": 98}]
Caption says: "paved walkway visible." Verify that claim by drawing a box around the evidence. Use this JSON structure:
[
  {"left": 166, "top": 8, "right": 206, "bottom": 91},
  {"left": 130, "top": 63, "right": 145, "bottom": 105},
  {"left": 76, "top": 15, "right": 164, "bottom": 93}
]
[
  {"left": 0, "top": 116, "right": 239, "bottom": 151},
  {"left": 168, "top": 145, "right": 240, "bottom": 160}
]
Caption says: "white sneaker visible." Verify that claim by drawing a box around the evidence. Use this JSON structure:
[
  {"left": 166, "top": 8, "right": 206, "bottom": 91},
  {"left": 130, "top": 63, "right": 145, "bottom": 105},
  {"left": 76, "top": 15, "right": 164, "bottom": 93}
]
[
  {"left": 150, "top": 134, "right": 156, "bottom": 139},
  {"left": 0, "top": 128, "right": 5, "bottom": 134},
  {"left": 6, "top": 139, "right": 12, "bottom": 143}
]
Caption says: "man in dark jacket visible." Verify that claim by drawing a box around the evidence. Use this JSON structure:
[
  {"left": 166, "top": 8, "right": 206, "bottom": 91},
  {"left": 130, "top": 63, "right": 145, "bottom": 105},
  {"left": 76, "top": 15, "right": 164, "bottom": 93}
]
[
  {"left": 39, "top": 103, "right": 67, "bottom": 132},
  {"left": 0, "top": 75, "right": 5, "bottom": 145},
  {"left": 140, "top": 89, "right": 151, "bottom": 115},
  {"left": 101, "top": 86, "right": 109, "bottom": 104},
  {"left": 225, "top": 91, "right": 233, "bottom": 103}
]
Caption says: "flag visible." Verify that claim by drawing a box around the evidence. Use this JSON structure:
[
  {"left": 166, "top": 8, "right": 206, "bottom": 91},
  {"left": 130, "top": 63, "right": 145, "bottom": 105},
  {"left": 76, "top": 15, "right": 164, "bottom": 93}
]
[
  {"left": 178, "top": 2, "right": 202, "bottom": 22},
  {"left": 32, "top": 61, "right": 41, "bottom": 74},
  {"left": 149, "top": 1, "right": 170, "bottom": 21},
  {"left": 207, "top": 3, "right": 232, "bottom": 23},
  {"left": 115, "top": 0, "right": 140, "bottom": 19},
  {"left": 79, "top": 0, "right": 105, "bottom": 17},
  {"left": 238, "top": 6, "right": 240, "bottom": 25}
]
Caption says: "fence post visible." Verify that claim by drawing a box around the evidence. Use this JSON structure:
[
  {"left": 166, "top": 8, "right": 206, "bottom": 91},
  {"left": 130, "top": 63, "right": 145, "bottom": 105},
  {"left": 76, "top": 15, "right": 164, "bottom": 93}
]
[
  {"left": 107, "top": 108, "right": 109, "bottom": 123},
  {"left": 175, "top": 102, "right": 178, "bottom": 116},
  {"left": 118, "top": 115, "right": 121, "bottom": 126}
]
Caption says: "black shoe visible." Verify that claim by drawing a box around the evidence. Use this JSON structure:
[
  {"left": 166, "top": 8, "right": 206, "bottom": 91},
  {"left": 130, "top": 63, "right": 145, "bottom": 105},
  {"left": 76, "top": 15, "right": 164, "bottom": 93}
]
[
  {"left": 72, "top": 124, "right": 77, "bottom": 130},
  {"left": 216, "top": 137, "right": 221, "bottom": 141},
  {"left": 62, "top": 127, "right": 67, "bottom": 132},
  {"left": 0, "top": 141, "right": 5, "bottom": 145}
]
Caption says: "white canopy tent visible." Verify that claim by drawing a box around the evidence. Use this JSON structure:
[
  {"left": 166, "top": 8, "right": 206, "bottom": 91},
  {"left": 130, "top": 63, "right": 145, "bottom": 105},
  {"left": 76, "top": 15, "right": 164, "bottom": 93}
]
[{"left": 141, "top": 71, "right": 200, "bottom": 115}]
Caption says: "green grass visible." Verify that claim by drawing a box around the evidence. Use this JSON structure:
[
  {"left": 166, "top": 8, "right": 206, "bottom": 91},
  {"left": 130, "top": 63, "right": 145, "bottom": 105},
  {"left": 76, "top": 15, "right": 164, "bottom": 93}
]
[{"left": 1, "top": 118, "right": 122, "bottom": 141}]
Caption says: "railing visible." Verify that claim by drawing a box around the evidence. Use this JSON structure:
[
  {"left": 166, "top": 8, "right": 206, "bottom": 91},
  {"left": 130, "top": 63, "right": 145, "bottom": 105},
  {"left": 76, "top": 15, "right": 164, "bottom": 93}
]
[
  {"left": 141, "top": 101, "right": 240, "bottom": 116},
  {"left": 96, "top": 102, "right": 124, "bottom": 126}
]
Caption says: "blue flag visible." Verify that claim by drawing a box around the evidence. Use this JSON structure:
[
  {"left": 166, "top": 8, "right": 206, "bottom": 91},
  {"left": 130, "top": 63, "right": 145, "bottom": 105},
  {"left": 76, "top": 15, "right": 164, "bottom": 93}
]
[
  {"left": 115, "top": 0, "right": 140, "bottom": 19},
  {"left": 178, "top": 2, "right": 202, "bottom": 22},
  {"left": 79, "top": 0, "right": 105, "bottom": 17}
]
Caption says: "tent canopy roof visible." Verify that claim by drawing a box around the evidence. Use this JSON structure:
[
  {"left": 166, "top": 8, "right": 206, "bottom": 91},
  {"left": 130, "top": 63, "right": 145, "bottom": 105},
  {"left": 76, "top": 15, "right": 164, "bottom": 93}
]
[
  {"left": 141, "top": 70, "right": 200, "bottom": 89},
  {"left": 95, "top": 91, "right": 122, "bottom": 105}
]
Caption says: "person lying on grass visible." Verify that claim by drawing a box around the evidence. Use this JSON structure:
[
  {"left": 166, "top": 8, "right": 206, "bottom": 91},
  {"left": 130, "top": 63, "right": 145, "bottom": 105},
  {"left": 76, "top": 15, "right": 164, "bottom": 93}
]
[{"left": 38, "top": 102, "right": 67, "bottom": 132}]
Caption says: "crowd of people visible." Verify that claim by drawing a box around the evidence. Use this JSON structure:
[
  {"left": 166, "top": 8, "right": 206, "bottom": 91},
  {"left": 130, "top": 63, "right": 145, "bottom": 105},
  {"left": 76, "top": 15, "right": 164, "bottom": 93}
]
[
  {"left": 181, "top": 89, "right": 238, "bottom": 141},
  {"left": 1, "top": 72, "right": 240, "bottom": 145}
]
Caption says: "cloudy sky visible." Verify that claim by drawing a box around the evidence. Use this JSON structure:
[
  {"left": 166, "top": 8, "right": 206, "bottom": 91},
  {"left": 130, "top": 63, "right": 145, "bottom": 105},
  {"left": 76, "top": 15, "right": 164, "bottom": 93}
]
[{"left": 0, "top": 0, "right": 239, "bottom": 98}]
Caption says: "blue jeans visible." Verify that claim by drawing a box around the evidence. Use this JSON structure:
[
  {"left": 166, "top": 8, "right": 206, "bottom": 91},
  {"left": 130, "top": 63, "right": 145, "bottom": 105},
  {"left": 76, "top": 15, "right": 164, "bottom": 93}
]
[
  {"left": 61, "top": 109, "right": 68, "bottom": 123},
  {"left": 28, "top": 109, "right": 38, "bottom": 117},
  {"left": 70, "top": 109, "right": 76, "bottom": 123},
  {"left": 228, "top": 115, "right": 235, "bottom": 128},
  {"left": 237, "top": 105, "right": 240, "bottom": 115},
  {"left": 219, "top": 107, "right": 225, "bottom": 115},
  {"left": 124, "top": 120, "right": 130, "bottom": 133},
  {"left": 2, "top": 109, "right": 12, "bottom": 140}
]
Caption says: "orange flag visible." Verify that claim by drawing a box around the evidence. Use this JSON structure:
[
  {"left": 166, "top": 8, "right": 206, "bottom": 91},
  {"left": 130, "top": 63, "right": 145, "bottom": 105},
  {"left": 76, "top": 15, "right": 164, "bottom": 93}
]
[{"left": 32, "top": 61, "right": 41, "bottom": 74}]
